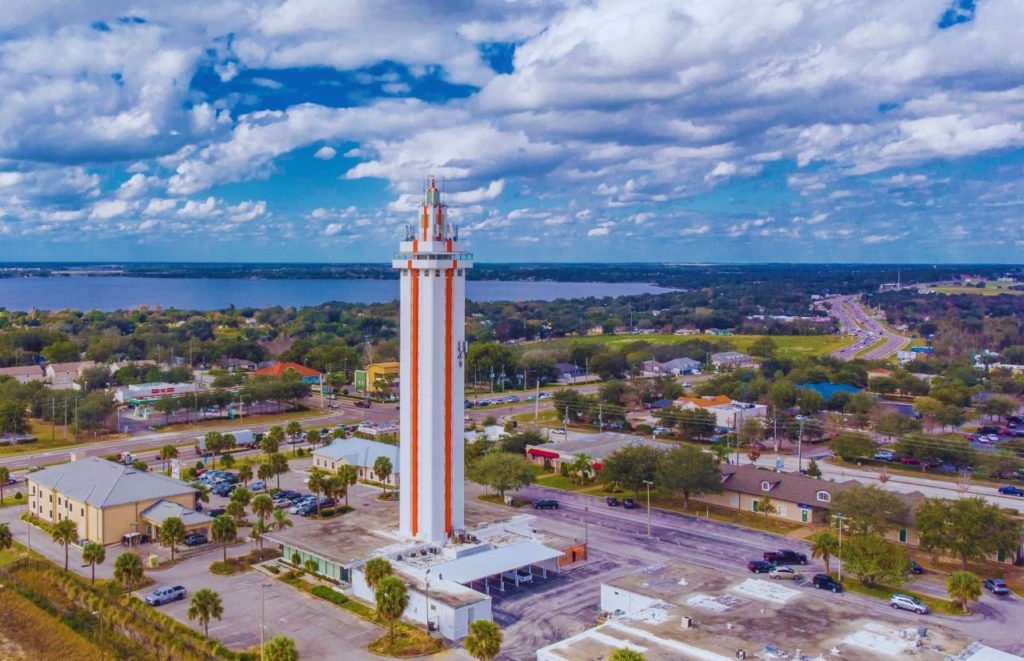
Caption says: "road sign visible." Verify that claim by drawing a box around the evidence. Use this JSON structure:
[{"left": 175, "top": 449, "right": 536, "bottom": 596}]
[{"left": 354, "top": 370, "right": 367, "bottom": 392}]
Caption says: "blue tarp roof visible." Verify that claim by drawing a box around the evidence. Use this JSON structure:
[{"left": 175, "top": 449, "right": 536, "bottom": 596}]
[{"left": 798, "top": 382, "right": 861, "bottom": 399}]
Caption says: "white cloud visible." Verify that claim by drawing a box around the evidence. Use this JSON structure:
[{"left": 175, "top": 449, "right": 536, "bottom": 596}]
[
  {"left": 90, "top": 199, "right": 130, "bottom": 220},
  {"left": 587, "top": 221, "right": 614, "bottom": 237},
  {"left": 679, "top": 224, "right": 710, "bottom": 236},
  {"left": 313, "top": 145, "right": 337, "bottom": 160}
]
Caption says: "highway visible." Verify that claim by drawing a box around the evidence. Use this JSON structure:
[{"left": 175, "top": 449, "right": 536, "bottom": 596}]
[{"left": 828, "top": 295, "right": 910, "bottom": 361}]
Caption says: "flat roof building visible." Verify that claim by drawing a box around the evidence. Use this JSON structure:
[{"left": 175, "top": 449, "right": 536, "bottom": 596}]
[{"left": 0, "top": 364, "right": 45, "bottom": 384}]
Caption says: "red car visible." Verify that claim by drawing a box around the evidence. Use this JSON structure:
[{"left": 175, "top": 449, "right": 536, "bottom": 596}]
[{"left": 899, "top": 457, "right": 921, "bottom": 465}]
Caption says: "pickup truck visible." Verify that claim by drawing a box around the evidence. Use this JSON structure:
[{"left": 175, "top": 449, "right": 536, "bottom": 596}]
[
  {"left": 144, "top": 585, "right": 187, "bottom": 606},
  {"left": 763, "top": 549, "right": 808, "bottom": 565}
]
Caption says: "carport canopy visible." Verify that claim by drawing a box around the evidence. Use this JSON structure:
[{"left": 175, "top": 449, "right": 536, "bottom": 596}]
[{"left": 433, "top": 541, "right": 563, "bottom": 584}]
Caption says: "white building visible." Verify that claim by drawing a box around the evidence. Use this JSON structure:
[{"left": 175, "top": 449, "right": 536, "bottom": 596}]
[
  {"left": 115, "top": 381, "right": 200, "bottom": 404},
  {"left": 392, "top": 178, "right": 472, "bottom": 544},
  {"left": 0, "top": 364, "right": 45, "bottom": 384},
  {"left": 312, "top": 437, "right": 400, "bottom": 486},
  {"left": 45, "top": 361, "right": 96, "bottom": 390}
]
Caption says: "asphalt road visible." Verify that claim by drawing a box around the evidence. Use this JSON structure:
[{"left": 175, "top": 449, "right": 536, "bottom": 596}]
[{"left": 828, "top": 295, "right": 910, "bottom": 361}]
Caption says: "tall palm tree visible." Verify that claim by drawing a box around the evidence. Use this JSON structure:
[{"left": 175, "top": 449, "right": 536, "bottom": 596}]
[
  {"left": 264, "top": 635, "right": 298, "bottom": 661},
  {"left": 210, "top": 514, "right": 237, "bottom": 563},
  {"left": 811, "top": 532, "right": 839, "bottom": 574},
  {"left": 308, "top": 470, "right": 326, "bottom": 517},
  {"left": 113, "top": 552, "right": 143, "bottom": 590},
  {"left": 159, "top": 444, "right": 178, "bottom": 472},
  {"left": 51, "top": 518, "right": 79, "bottom": 571},
  {"left": 188, "top": 588, "right": 224, "bottom": 637},
  {"left": 947, "top": 571, "right": 982, "bottom": 613},
  {"left": 364, "top": 557, "right": 393, "bottom": 590},
  {"left": 81, "top": 542, "right": 106, "bottom": 584},
  {"left": 258, "top": 462, "right": 274, "bottom": 485},
  {"left": 161, "top": 516, "right": 186, "bottom": 562},
  {"left": 464, "top": 619, "right": 502, "bottom": 660},
  {"left": 374, "top": 575, "right": 409, "bottom": 646},
  {"left": 270, "top": 453, "right": 289, "bottom": 489},
  {"left": 285, "top": 421, "right": 303, "bottom": 447},
  {"left": 237, "top": 463, "right": 253, "bottom": 487},
  {"left": 251, "top": 494, "right": 274, "bottom": 523},
  {"left": 272, "top": 508, "right": 293, "bottom": 532},
  {"left": 571, "top": 453, "right": 593, "bottom": 484},
  {"left": 374, "top": 456, "right": 393, "bottom": 495},
  {"left": 263, "top": 427, "right": 282, "bottom": 456},
  {"left": 338, "top": 464, "right": 357, "bottom": 507},
  {"left": 251, "top": 519, "right": 269, "bottom": 559}
]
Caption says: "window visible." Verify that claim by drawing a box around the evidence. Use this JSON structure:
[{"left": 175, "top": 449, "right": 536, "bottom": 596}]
[
  {"left": 760, "top": 481, "right": 771, "bottom": 492},
  {"left": 81, "top": 508, "right": 85, "bottom": 516},
  {"left": 898, "top": 528, "right": 907, "bottom": 543},
  {"left": 816, "top": 491, "right": 831, "bottom": 503}
]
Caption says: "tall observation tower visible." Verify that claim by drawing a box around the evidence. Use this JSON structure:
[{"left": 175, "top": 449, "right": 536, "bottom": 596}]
[{"left": 392, "top": 178, "right": 473, "bottom": 544}]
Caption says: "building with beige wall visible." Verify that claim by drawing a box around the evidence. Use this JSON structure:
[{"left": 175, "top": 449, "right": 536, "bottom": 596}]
[
  {"left": 0, "top": 364, "right": 45, "bottom": 384},
  {"left": 312, "top": 437, "right": 400, "bottom": 486},
  {"left": 27, "top": 456, "right": 197, "bottom": 545}
]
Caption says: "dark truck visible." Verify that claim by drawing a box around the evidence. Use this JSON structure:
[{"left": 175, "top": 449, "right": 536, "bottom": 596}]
[{"left": 763, "top": 549, "right": 808, "bottom": 565}]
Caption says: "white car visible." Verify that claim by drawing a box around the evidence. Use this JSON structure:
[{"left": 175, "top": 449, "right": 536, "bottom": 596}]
[
  {"left": 502, "top": 568, "right": 533, "bottom": 584},
  {"left": 769, "top": 566, "right": 802, "bottom": 580},
  {"left": 550, "top": 428, "right": 566, "bottom": 435}
]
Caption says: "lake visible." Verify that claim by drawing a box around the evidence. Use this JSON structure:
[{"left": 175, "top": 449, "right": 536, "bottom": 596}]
[{"left": 0, "top": 276, "right": 675, "bottom": 311}]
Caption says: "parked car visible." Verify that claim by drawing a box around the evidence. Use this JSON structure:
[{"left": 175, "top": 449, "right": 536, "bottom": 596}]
[
  {"left": 249, "top": 479, "right": 267, "bottom": 491},
  {"left": 747, "top": 560, "right": 775, "bottom": 573},
  {"left": 206, "top": 507, "right": 226, "bottom": 517},
  {"left": 908, "top": 560, "right": 925, "bottom": 575},
  {"left": 812, "top": 574, "right": 843, "bottom": 593},
  {"left": 212, "top": 483, "right": 235, "bottom": 497},
  {"left": 183, "top": 532, "right": 208, "bottom": 547},
  {"left": 144, "top": 585, "right": 187, "bottom": 606},
  {"left": 550, "top": 428, "right": 566, "bottom": 435},
  {"left": 622, "top": 498, "right": 638, "bottom": 509},
  {"left": 606, "top": 497, "right": 620, "bottom": 506},
  {"left": 501, "top": 568, "right": 533, "bottom": 583},
  {"left": 769, "top": 566, "right": 802, "bottom": 580},
  {"left": 874, "top": 449, "right": 897, "bottom": 461},
  {"left": 533, "top": 499, "right": 559, "bottom": 510},
  {"left": 899, "top": 457, "right": 921, "bottom": 466},
  {"left": 998, "top": 485, "right": 1024, "bottom": 497},
  {"left": 890, "top": 594, "right": 929, "bottom": 614},
  {"left": 983, "top": 578, "right": 1009, "bottom": 595},
  {"left": 120, "top": 532, "right": 151, "bottom": 546},
  {"left": 763, "top": 550, "right": 808, "bottom": 565}
]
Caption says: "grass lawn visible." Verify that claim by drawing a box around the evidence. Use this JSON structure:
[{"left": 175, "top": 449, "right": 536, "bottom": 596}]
[
  {"left": 152, "top": 408, "right": 324, "bottom": 433},
  {"left": 839, "top": 578, "right": 962, "bottom": 615},
  {"left": 932, "top": 282, "right": 1023, "bottom": 297},
  {"left": 525, "top": 334, "right": 852, "bottom": 358},
  {"left": 0, "top": 420, "right": 128, "bottom": 459}
]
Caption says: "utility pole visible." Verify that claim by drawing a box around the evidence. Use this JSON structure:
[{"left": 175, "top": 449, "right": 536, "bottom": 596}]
[
  {"left": 598, "top": 404, "right": 603, "bottom": 432},
  {"left": 797, "top": 418, "right": 805, "bottom": 473},
  {"left": 260, "top": 583, "right": 268, "bottom": 661},
  {"left": 63, "top": 399, "right": 68, "bottom": 442},
  {"left": 643, "top": 480, "right": 653, "bottom": 537},
  {"left": 534, "top": 378, "right": 541, "bottom": 422}
]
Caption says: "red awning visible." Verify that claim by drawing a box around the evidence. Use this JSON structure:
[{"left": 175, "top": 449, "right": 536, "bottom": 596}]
[
  {"left": 528, "top": 448, "right": 560, "bottom": 459},
  {"left": 592, "top": 462, "right": 603, "bottom": 470}
]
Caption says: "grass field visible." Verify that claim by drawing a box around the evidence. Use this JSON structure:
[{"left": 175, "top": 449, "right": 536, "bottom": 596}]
[
  {"left": 932, "top": 281, "right": 1023, "bottom": 296},
  {"left": 527, "top": 334, "right": 853, "bottom": 358}
]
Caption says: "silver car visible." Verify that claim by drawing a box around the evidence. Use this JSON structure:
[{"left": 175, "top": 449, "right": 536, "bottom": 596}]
[{"left": 890, "top": 593, "right": 929, "bottom": 614}]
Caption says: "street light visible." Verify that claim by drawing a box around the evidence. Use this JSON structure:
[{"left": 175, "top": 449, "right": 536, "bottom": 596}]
[
  {"left": 834, "top": 512, "right": 846, "bottom": 583},
  {"left": 260, "top": 583, "right": 270, "bottom": 661},
  {"left": 643, "top": 480, "right": 654, "bottom": 537},
  {"left": 424, "top": 568, "right": 431, "bottom": 633}
]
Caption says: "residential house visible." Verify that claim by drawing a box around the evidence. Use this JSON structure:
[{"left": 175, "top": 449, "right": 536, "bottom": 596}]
[
  {"left": 662, "top": 357, "right": 702, "bottom": 375},
  {"left": 0, "top": 364, "right": 45, "bottom": 384},
  {"left": 252, "top": 361, "right": 322, "bottom": 384},
  {"left": 674, "top": 395, "right": 767, "bottom": 430},
  {"left": 45, "top": 360, "right": 96, "bottom": 390},
  {"left": 710, "top": 351, "right": 754, "bottom": 370},
  {"left": 554, "top": 362, "right": 586, "bottom": 382},
  {"left": 312, "top": 437, "right": 400, "bottom": 486},
  {"left": 26, "top": 456, "right": 197, "bottom": 545}
]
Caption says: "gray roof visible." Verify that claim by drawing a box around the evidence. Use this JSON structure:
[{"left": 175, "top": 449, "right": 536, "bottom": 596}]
[
  {"left": 711, "top": 351, "right": 751, "bottom": 361},
  {"left": 140, "top": 499, "right": 213, "bottom": 527},
  {"left": 314, "top": 437, "right": 400, "bottom": 471},
  {"left": 0, "top": 365, "right": 44, "bottom": 377},
  {"left": 720, "top": 464, "right": 855, "bottom": 507},
  {"left": 663, "top": 357, "right": 701, "bottom": 370},
  {"left": 28, "top": 456, "right": 195, "bottom": 508},
  {"left": 538, "top": 432, "right": 667, "bottom": 461}
]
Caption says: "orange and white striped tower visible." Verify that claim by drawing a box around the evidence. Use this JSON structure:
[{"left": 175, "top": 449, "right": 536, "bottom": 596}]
[{"left": 393, "top": 178, "right": 472, "bottom": 543}]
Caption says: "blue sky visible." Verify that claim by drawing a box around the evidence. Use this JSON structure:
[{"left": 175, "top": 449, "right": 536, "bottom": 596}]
[{"left": 0, "top": 0, "right": 1021, "bottom": 263}]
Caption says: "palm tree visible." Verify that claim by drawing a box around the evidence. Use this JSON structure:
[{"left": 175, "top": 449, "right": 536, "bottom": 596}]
[
  {"left": 264, "top": 635, "right": 298, "bottom": 661},
  {"left": 219, "top": 453, "right": 235, "bottom": 469},
  {"left": 464, "top": 619, "right": 502, "bottom": 660},
  {"left": 811, "top": 532, "right": 839, "bottom": 574},
  {"left": 272, "top": 508, "right": 293, "bottom": 532},
  {"left": 571, "top": 453, "right": 593, "bottom": 484},
  {"left": 113, "top": 552, "right": 144, "bottom": 590},
  {"left": 230, "top": 487, "right": 252, "bottom": 508},
  {"left": 211, "top": 514, "right": 238, "bottom": 563},
  {"left": 188, "top": 588, "right": 224, "bottom": 637},
  {"left": 374, "top": 575, "right": 409, "bottom": 646},
  {"left": 251, "top": 493, "right": 274, "bottom": 523},
  {"left": 161, "top": 516, "right": 187, "bottom": 562},
  {"left": 308, "top": 469, "right": 326, "bottom": 517},
  {"left": 51, "top": 518, "right": 79, "bottom": 571},
  {"left": 0, "top": 466, "right": 10, "bottom": 504},
  {"left": 251, "top": 518, "right": 269, "bottom": 559},
  {"left": 270, "top": 453, "right": 289, "bottom": 489},
  {"left": 285, "top": 421, "right": 303, "bottom": 448},
  {"left": 338, "top": 464, "right": 357, "bottom": 506},
  {"left": 81, "top": 542, "right": 106, "bottom": 584},
  {"left": 374, "top": 456, "right": 393, "bottom": 495},
  {"left": 159, "top": 444, "right": 178, "bottom": 471},
  {"left": 263, "top": 427, "right": 282, "bottom": 456},
  {"left": 258, "top": 462, "right": 274, "bottom": 485},
  {"left": 226, "top": 500, "right": 246, "bottom": 525},
  {"left": 237, "top": 463, "right": 253, "bottom": 487},
  {"left": 947, "top": 571, "right": 982, "bottom": 613},
  {"left": 364, "top": 557, "right": 393, "bottom": 590},
  {"left": 0, "top": 523, "right": 13, "bottom": 552}
]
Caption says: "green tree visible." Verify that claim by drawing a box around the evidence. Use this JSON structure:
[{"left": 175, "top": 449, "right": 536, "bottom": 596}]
[
  {"left": 270, "top": 453, "right": 289, "bottom": 489},
  {"left": 258, "top": 462, "right": 274, "bottom": 484},
  {"left": 829, "top": 432, "right": 878, "bottom": 462},
  {"left": 810, "top": 532, "right": 839, "bottom": 573},
  {"left": 655, "top": 444, "right": 722, "bottom": 509},
  {"left": 159, "top": 444, "right": 179, "bottom": 472},
  {"left": 308, "top": 469, "right": 327, "bottom": 517},
  {"left": 51, "top": 518, "right": 79, "bottom": 571},
  {"left": 251, "top": 493, "right": 274, "bottom": 522},
  {"left": 374, "top": 455, "right": 393, "bottom": 494},
  {"left": 674, "top": 407, "right": 717, "bottom": 440},
  {"left": 599, "top": 444, "right": 662, "bottom": 497},
  {"left": 285, "top": 420, "right": 303, "bottom": 446},
  {"left": 211, "top": 514, "right": 238, "bottom": 563},
  {"left": 467, "top": 452, "right": 536, "bottom": 500},
  {"left": 0, "top": 523, "right": 12, "bottom": 554},
  {"left": 831, "top": 485, "right": 910, "bottom": 536},
  {"left": 805, "top": 459, "right": 822, "bottom": 478},
  {"left": 272, "top": 508, "right": 293, "bottom": 532},
  {"left": 375, "top": 575, "right": 409, "bottom": 646},
  {"left": 608, "top": 649, "right": 646, "bottom": 661},
  {"left": 756, "top": 494, "right": 776, "bottom": 516},
  {"left": 188, "top": 588, "right": 224, "bottom": 637},
  {"left": 796, "top": 389, "right": 825, "bottom": 416},
  {"left": 364, "top": 557, "right": 393, "bottom": 590},
  {"left": 464, "top": 619, "right": 503, "bottom": 660},
  {"left": 81, "top": 541, "right": 106, "bottom": 584},
  {"left": 263, "top": 427, "right": 282, "bottom": 456},
  {"left": 947, "top": 571, "right": 982, "bottom": 614},
  {"left": 749, "top": 336, "right": 778, "bottom": 358},
  {"left": 264, "top": 635, "right": 299, "bottom": 661},
  {"left": 219, "top": 453, "right": 235, "bottom": 469},
  {"left": 570, "top": 453, "right": 594, "bottom": 485},
  {"left": 226, "top": 500, "right": 246, "bottom": 524},
  {"left": 161, "top": 516, "right": 187, "bottom": 563},
  {"left": 113, "top": 551, "right": 143, "bottom": 590},
  {"left": 237, "top": 463, "right": 253, "bottom": 487},
  {"left": 337, "top": 464, "right": 358, "bottom": 507},
  {"left": 499, "top": 429, "right": 547, "bottom": 455},
  {"left": 915, "top": 497, "right": 1022, "bottom": 568},
  {"left": 842, "top": 533, "right": 908, "bottom": 587},
  {"left": 0, "top": 400, "right": 29, "bottom": 435},
  {"left": 0, "top": 466, "right": 9, "bottom": 504}
]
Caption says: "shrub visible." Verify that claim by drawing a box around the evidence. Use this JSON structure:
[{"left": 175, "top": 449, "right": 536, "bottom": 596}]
[
  {"left": 14, "top": 491, "right": 22, "bottom": 500},
  {"left": 311, "top": 585, "right": 348, "bottom": 606},
  {"left": 291, "top": 551, "right": 301, "bottom": 566},
  {"left": 147, "top": 555, "right": 159, "bottom": 569}
]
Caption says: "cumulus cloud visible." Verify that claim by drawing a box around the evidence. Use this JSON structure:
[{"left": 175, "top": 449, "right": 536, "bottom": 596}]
[{"left": 313, "top": 145, "right": 337, "bottom": 160}]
